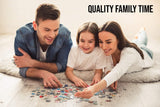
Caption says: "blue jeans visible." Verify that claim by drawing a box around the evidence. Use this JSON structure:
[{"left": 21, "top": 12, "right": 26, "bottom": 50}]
[{"left": 132, "top": 29, "right": 153, "bottom": 59}]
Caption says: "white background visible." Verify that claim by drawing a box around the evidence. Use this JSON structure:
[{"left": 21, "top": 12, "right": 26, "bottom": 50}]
[{"left": 0, "top": 0, "right": 160, "bottom": 51}]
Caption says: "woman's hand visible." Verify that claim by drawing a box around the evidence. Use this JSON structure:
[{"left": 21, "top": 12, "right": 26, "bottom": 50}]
[
  {"left": 109, "top": 81, "right": 118, "bottom": 90},
  {"left": 105, "top": 70, "right": 118, "bottom": 90},
  {"left": 75, "top": 86, "right": 95, "bottom": 99},
  {"left": 75, "top": 80, "right": 107, "bottom": 99}
]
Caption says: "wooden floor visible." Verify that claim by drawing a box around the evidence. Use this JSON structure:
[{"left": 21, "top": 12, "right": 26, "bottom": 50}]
[{"left": 0, "top": 73, "right": 160, "bottom": 107}]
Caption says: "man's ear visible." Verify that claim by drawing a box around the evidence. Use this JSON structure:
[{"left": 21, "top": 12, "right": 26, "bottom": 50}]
[{"left": 33, "top": 21, "right": 37, "bottom": 31}]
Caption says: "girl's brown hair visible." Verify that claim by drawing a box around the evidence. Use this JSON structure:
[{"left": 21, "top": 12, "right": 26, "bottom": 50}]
[{"left": 76, "top": 22, "right": 99, "bottom": 47}]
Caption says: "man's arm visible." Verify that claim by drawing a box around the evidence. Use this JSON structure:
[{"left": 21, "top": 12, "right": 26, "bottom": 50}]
[
  {"left": 21, "top": 31, "right": 73, "bottom": 73},
  {"left": 14, "top": 48, "right": 58, "bottom": 73},
  {"left": 14, "top": 48, "right": 62, "bottom": 88},
  {"left": 14, "top": 27, "right": 58, "bottom": 76},
  {"left": 14, "top": 29, "right": 30, "bottom": 77},
  {"left": 30, "top": 59, "right": 58, "bottom": 73}
]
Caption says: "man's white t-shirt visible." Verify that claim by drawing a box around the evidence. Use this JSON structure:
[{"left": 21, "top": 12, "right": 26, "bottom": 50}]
[{"left": 39, "top": 47, "right": 48, "bottom": 62}]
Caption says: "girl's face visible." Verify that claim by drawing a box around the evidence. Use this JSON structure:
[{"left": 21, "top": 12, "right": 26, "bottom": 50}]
[
  {"left": 99, "top": 31, "right": 119, "bottom": 56},
  {"left": 79, "top": 31, "right": 95, "bottom": 54}
]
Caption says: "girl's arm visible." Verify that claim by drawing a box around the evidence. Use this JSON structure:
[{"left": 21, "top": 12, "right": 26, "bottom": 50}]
[
  {"left": 90, "top": 69, "right": 103, "bottom": 85},
  {"left": 65, "top": 66, "right": 88, "bottom": 87},
  {"left": 65, "top": 66, "right": 75, "bottom": 82}
]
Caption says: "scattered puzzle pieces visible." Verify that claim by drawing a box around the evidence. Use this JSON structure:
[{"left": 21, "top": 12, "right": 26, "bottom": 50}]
[{"left": 30, "top": 84, "right": 118, "bottom": 105}]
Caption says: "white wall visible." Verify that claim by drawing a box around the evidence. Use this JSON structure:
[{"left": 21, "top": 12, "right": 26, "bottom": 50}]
[{"left": 0, "top": 0, "right": 160, "bottom": 50}]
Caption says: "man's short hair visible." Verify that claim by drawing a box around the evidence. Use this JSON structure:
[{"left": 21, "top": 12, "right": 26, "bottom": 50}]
[{"left": 35, "top": 4, "right": 60, "bottom": 25}]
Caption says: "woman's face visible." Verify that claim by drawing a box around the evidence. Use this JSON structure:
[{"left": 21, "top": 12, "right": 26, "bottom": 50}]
[
  {"left": 99, "top": 31, "right": 119, "bottom": 56},
  {"left": 78, "top": 31, "right": 95, "bottom": 54}
]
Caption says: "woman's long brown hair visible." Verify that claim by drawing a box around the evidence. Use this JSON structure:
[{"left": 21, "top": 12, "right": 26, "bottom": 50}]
[{"left": 99, "top": 21, "right": 144, "bottom": 59}]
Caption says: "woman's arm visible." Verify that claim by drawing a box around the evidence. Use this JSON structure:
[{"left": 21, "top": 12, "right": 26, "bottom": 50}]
[
  {"left": 105, "top": 70, "right": 118, "bottom": 90},
  {"left": 75, "top": 79, "right": 107, "bottom": 98},
  {"left": 75, "top": 48, "right": 138, "bottom": 98},
  {"left": 103, "top": 48, "right": 138, "bottom": 87}
]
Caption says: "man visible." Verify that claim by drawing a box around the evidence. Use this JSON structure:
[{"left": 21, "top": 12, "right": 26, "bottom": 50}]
[{"left": 14, "top": 4, "right": 73, "bottom": 88}]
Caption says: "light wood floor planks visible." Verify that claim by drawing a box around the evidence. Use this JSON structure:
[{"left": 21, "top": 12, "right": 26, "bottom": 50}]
[{"left": 0, "top": 73, "right": 160, "bottom": 107}]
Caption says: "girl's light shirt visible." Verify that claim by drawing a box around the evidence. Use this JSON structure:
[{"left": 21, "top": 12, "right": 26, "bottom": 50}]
[
  {"left": 103, "top": 47, "right": 154, "bottom": 87},
  {"left": 67, "top": 46, "right": 107, "bottom": 71}
]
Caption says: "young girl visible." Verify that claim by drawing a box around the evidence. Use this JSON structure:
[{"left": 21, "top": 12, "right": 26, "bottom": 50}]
[
  {"left": 65, "top": 22, "right": 107, "bottom": 88},
  {"left": 75, "top": 21, "right": 154, "bottom": 98}
]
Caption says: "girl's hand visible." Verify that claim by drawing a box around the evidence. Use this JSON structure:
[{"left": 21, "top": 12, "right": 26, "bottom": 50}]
[
  {"left": 91, "top": 69, "right": 102, "bottom": 85},
  {"left": 73, "top": 77, "right": 88, "bottom": 88},
  {"left": 90, "top": 73, "right": 101, "bottom": 85}
]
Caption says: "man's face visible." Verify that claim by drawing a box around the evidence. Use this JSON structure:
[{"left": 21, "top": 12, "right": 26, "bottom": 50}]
[{"left": 33, "top": 19, "right": 60, "bottom": 46}]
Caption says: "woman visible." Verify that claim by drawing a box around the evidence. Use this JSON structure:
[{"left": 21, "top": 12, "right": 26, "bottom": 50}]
[{"left": 74, "top": 21, "right": 153, "bottom": 98}]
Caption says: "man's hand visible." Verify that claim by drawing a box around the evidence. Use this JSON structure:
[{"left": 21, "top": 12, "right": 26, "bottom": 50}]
[
  {"left": 14, "top": 48, "right": 34, "bottom": 68},
  {"left": 42, "top": 71, "right": 62, "bottom": 88}
]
